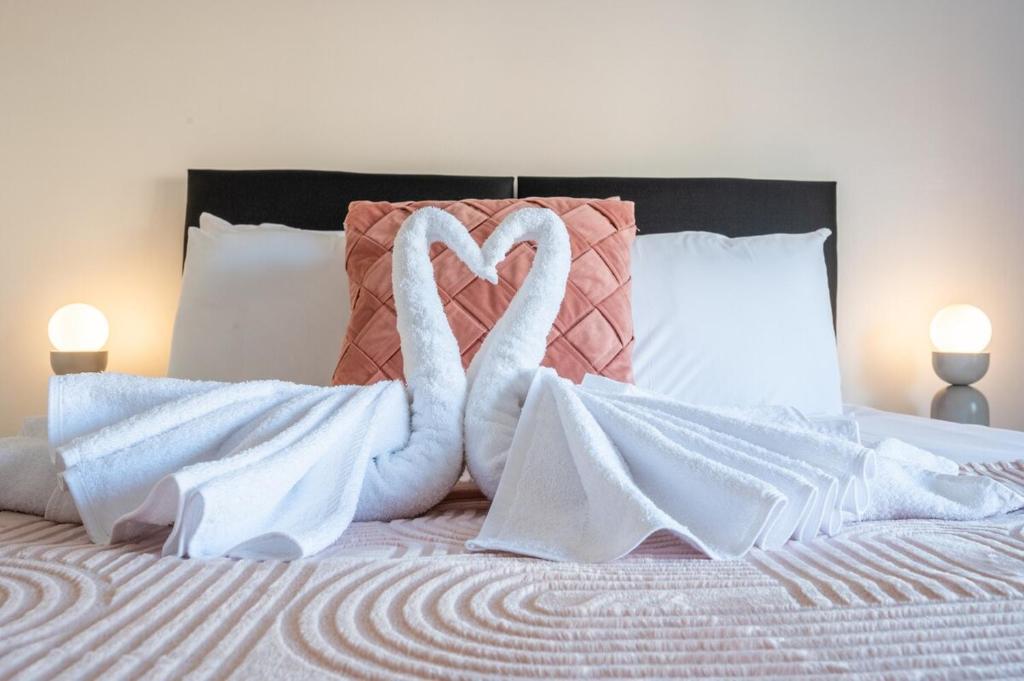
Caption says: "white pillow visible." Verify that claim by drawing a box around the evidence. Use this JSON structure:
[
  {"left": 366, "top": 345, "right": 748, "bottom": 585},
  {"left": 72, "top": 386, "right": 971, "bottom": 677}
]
[
  {"left": 630, "top": 228, "right": 842, "bottom": 416},
  {"left": 167, "top": 214, "right": 349, "bottom": 385},
  {"left": 199, "top": 213, "right": 297, "bottom": 234}
]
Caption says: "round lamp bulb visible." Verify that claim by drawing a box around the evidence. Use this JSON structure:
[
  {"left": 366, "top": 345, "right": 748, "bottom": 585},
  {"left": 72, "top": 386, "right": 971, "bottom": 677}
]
[
  {"left": 48, "top": 304, "right": 109, "bottom": 352},
  {"left": 929, "top": 304, "right": 991, "bottom": 353}
]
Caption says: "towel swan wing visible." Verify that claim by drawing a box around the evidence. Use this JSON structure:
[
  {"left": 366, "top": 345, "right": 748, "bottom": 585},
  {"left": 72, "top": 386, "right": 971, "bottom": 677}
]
[
  {"left": 464, "top": 213, "right": 1024, "bottom": 561},
  {"left": 52, "top": 207, "right": 490, "bottom": 558}
]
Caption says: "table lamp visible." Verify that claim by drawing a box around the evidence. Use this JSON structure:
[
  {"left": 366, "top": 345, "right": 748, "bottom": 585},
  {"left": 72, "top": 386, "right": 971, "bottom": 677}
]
[
  {"left": 929, "top": 304, "right": 990, "bottom": 425},
  {"left": 49, "top": 303, "right": 109, "bottom": 375}
]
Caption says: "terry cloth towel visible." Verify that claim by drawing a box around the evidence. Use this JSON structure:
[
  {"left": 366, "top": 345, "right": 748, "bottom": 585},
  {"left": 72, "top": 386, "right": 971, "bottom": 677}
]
[
  {"left": 0, "top": 425, "right": 57, "bottom": 518},
  {"left": 0, "top": 417, "right": 80, "bottom": 523},
  {"left": 468, "top": 372, "right": 1024, "bottom": 561},
  {"left": 52, "top": 377, "right": 407, "bottom": 558},
  {"left": 463, "top": 213, "right": 1024, "bottom": 562},
  {"left": 40, "top": 206, "right": 491, "bottom": 559}
]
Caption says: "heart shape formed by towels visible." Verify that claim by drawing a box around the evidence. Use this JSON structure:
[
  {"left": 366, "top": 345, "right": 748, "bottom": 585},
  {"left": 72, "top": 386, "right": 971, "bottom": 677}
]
[
  {"left": 334, "top": 198, "right": 637, "bottom": 386},
  {"left": 403, "top": 205, "right": 563, "bottom": 308}
]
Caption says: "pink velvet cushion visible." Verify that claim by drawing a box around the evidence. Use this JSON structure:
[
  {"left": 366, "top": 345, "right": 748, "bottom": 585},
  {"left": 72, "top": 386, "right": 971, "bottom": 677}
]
[{"left": 332, "top": 197, "right": 636, "bottom": 386}]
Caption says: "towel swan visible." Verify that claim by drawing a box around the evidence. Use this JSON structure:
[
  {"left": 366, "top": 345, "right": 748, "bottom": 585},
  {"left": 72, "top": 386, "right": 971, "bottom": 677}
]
[
  {"left": 463, "top": 210, "right": 1024, "bottom": 561},
  {"left": 50, "top": 207, "right": 489, "bottom": 559}
]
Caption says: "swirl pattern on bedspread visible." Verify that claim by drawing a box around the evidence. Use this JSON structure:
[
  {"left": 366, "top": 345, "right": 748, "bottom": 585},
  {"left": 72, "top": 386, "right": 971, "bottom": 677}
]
[{"left": 0, "top": 461, "right": 1023, "bottom": 680}]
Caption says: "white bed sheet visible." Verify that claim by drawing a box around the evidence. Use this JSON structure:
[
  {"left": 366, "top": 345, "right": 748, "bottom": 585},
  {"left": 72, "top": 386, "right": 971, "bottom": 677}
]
[{"left": 846, "top": 403, "right": 1024, "bottom": 464}]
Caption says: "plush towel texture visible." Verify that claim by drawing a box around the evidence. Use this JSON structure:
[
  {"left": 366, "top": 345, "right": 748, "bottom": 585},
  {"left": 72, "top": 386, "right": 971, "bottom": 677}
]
[
  {"left": 2, "top": 460, "right": 1024, "bottom": 679},
  {"left": 464, "top": 213, "right": 1024, "bottom": 561},
  {"left": 463, "top": 206, "right": 574, "bottom": 499},
  {"left": 0, "top": 432, "right": 55, "bottom": 518},
  {"left": 51, "top": 378, "right": 403, "bottom": 558},
  {"left": 0, "top": 417, "right": 79, "bottom": 523},
  {"left": 9, "top": 206, "right": 484, "bottom": 558},
  {"left": 865, "top": 438, "right": 1022, "bottom": 521}
]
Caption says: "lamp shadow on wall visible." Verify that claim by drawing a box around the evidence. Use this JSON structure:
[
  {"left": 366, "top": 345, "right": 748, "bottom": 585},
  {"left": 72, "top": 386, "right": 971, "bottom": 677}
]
[
  {"left": 104, "top": 174, "right": 188, "bottom": 376},
  {"left": 859, "top": 323, "right": 918, "bottom": 415}
]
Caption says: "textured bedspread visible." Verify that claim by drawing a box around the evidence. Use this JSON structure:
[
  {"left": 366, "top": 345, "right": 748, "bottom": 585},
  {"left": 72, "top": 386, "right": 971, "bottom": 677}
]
[{"left": 2, "top": 462, "right": 1023, "bottom": 680}]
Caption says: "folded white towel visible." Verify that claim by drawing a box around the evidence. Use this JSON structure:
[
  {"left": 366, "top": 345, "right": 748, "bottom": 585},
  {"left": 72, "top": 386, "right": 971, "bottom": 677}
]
[
  {"left": 465, "top": 211, "right": 1024, "bottom": 562},
  {"left": 0, "top": 434, "right": 57, "bottom": 517},
  {"left": 1, "top": 206, "right": 490, "bottom": 559},
  {"left": 861, "top": 438, "right": 1017, "bottom": 520},
  {"left": 0, "top": 417, "right": 79, "bottom": 523},
  {"left": 470, "top": 371, "right": 1024, "bottom": 562},
  {"left": 873, "top": 437, "right": 961, "bottom": 475},
  {"left": 53, "top": 376, "right": 411, "bottom": 558}
]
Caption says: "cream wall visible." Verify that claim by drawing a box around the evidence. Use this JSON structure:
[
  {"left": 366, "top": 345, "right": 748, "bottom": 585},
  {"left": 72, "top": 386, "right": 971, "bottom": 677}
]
[{"left": 1, "top": 0, "right": 1022, "bottom": 433}]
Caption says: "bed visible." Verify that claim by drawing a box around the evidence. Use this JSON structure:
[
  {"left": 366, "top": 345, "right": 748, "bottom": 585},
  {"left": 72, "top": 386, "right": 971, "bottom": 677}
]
[{"left": 1, "top": 171, "right": 1022, "bottom": 680}]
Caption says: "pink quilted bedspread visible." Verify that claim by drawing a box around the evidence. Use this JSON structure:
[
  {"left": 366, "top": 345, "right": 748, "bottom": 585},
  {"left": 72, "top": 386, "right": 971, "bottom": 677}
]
[{"left": 1, "top": 462, "right": 1023, "bottom": 680}]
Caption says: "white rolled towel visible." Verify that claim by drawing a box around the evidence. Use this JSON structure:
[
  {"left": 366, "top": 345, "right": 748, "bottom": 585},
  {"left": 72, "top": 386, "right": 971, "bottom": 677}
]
[
  {"left": 0, "top": 416, "right": 79, "bottom": 523},
  {"left": 0, "top": 434, "right": 56, "bottom": 517}
]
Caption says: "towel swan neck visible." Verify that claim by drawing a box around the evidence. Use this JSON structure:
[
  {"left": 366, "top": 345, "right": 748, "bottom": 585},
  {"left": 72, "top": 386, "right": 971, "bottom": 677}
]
[
  {"left": 464, "top": 207, "right": 572, "bottom": 499},
  {"left": 354, "top": 206, "right": 488, "bottom": 519}
]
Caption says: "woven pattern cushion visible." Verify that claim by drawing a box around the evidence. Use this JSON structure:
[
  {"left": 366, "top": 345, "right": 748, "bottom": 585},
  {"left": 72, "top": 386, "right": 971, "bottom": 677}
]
[{"left": 332, "top": 197, "right": 636, "bottom": 385}]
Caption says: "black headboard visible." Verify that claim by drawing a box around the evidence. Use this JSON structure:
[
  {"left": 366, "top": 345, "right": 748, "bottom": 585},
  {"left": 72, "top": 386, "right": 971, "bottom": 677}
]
[
  {"left": 183, "top": 171, "right": 837, "bottom": 319},
  {"left": 183, "top": 169, "right": 515, "bottom": 257},
  {"left": 519, "top": 177, "right": 837, "bottom": 320}
]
